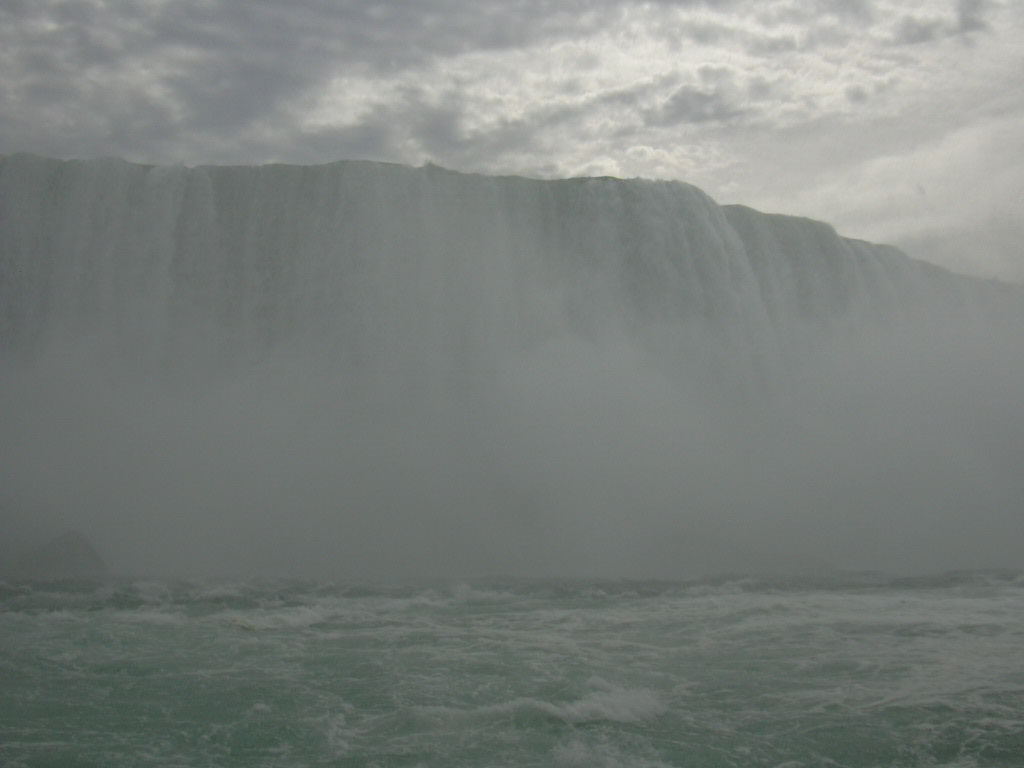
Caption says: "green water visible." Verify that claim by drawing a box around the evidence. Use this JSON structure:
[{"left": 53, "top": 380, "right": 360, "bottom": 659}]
[{"left": 3, "top": 573, "right": 1023, "bottom": 767}]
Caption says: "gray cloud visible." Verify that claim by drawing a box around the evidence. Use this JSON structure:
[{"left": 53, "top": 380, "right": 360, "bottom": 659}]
[
  {"left": 845, "top": 85, "right": 869, "bottom": 103},
  {"left": 744, "top": 33, "right": 801, "bottom": 55},
  {"left": 957, "top": 0, "right": 988, "bottom": 33},
  {"left": 890, "top": 0, "right": 990, "bottom": 45},
  {"left": 816, "top": 0, "right": 874, "bottom": 20},
  {"left": 0, "top": 0, "right": 1003, "bottom": 163},
  {"left": 891, "top": 15, "right": 945, "bottom": 45},
  {"left": 0, "top": 0, "right": 618, "bottom": 162},
  {"left": 648, "top": 82, "right": 748, "bottom": 126}
]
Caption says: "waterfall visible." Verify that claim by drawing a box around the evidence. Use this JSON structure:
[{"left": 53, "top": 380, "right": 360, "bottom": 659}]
[{"left": 2, "top": 155, "right": 1021, "bottom": 578}]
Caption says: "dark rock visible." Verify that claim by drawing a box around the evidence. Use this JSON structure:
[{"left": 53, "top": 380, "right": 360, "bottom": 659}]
[{"left": 9, "top": 531, "right": 109, "bottom": 581}]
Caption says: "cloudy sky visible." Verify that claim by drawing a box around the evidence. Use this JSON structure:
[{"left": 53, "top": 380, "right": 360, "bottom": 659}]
[{"left": 2, "top": 0, "right": 1022, "bottom": 280}]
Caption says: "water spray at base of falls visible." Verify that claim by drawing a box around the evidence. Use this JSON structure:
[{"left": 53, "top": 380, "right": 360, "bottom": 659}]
[{"left": 2, "top": 155, "right": 1022, "bottom": 579}]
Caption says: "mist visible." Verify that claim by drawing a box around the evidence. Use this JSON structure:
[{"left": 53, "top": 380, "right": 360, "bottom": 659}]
[{"left": 2, "top": 156, "right": 1022, "bottom": 580}]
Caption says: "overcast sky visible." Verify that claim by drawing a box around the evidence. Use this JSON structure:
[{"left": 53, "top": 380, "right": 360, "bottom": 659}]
[{"left": 1, "top": 0, "right": 1021, "bottom": 280}]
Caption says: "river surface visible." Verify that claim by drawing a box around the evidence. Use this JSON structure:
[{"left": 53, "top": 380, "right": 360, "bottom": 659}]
[{"left": 3, "top": 572, "right": 1023, "bottom": 767}]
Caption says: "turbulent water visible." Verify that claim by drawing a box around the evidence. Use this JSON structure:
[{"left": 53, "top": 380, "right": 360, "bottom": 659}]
[{"left": 3, "top": 573, "right": 1024, "bottom": 767}]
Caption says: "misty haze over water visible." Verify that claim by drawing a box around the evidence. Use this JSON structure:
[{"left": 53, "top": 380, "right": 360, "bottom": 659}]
[{"left": 1, "top": 155, "right": 1022, "bottom": 580}]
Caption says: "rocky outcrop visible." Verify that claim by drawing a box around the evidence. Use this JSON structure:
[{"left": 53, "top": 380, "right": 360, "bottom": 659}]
[{"left": 8, "top": 531, "right": 109, "bottom": 581}]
